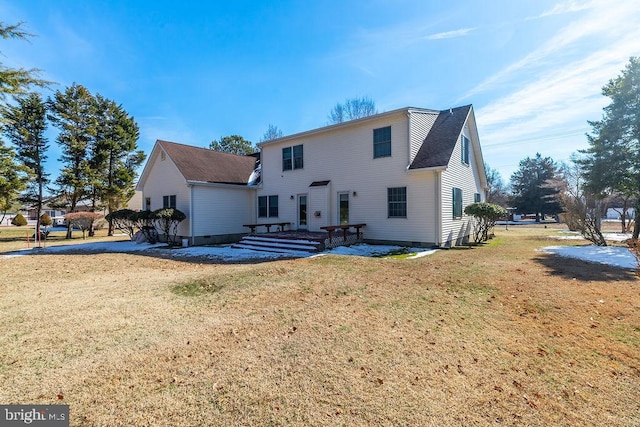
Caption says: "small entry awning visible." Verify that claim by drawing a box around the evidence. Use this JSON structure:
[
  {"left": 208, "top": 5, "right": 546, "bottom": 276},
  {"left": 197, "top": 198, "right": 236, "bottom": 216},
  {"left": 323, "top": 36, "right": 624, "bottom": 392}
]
[{"left": 309, "top": 180, "right": 331, "bottom": 187}]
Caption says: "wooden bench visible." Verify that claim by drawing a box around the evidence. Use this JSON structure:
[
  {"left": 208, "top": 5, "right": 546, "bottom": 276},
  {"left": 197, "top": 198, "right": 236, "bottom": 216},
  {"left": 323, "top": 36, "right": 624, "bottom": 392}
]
[
  {"left": 320, "top": 223, "right": 366, "bottom": 241},
  {"left": 243, "top": 222, "right": 291, "bottom": 233}
]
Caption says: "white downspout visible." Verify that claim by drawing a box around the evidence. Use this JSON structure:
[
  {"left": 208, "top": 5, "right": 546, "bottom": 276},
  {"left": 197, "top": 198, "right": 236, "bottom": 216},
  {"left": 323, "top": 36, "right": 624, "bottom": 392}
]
[
  {"left": 407, "top": 111, "right": 412, "bottom": 166},
  {"left": 189, "top": 185, "right": 195, "bottom": 245},
  {"left": 434, "top": 170, "right": 441, "bottom": 247}
]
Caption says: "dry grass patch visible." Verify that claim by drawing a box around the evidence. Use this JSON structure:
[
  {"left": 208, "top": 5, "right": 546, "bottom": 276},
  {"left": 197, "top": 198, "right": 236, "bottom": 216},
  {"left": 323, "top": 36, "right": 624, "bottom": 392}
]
[{"left": 1, "top": 225, "right": 639, "bottom": 426}]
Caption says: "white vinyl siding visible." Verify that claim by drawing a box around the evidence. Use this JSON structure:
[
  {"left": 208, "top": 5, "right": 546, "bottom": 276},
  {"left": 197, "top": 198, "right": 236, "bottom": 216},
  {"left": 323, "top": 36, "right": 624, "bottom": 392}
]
[
  {"left": 254, "top": 106, "right": 486, "bottom": 246},
  {"left": 309, "top": 184, "right": 330, "bottom": 230},
  {"left": 138, "top": 107, "right": 485, "bottom": 247},
  {"left": 140, "top": 145, "right": 256, "bottom": 240},
  {"left": 191, "top": 185, "right": 253, "bottom": 237},
  {"left": 257, "top": 111, "right": 440, "bottom": 244},
  {"left": 440, "top": 124, "right": 484, "bottom": 246},
  {"left": 141, "top": 149, "right": 191, "bottom": 237}
]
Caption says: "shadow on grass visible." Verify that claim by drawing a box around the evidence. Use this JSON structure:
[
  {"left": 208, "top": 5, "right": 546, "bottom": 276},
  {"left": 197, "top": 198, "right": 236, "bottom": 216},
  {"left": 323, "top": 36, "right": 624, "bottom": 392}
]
[{"left": 533, "top": 252, "right": 637, "bottom": 282}]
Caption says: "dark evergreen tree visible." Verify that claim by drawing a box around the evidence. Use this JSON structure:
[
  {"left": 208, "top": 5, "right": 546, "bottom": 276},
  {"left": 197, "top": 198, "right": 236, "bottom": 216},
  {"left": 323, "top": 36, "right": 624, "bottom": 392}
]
[
  {"left": 47, "top": 83, "right": 97, "bottom": 238},
  {"left": 0, "top": 22, "right": 49, "bottom": 100},
  {"left": 510, "top": 153, "right": 561, "bottom": 221},
  {"left": 92, "top": 94, "right": 145, "bottom": 235},
  {"left": 576, "top": 57, "right": 640, "bottom": 237},
  {"left": 0, "top": 140, "right": 27, "bottom": 224},
  {"left": 2, "top": 93, "right": 48, "bottom": 234},
  {"left": 209, "top": 135, "right": 255, "bottom": 155}
]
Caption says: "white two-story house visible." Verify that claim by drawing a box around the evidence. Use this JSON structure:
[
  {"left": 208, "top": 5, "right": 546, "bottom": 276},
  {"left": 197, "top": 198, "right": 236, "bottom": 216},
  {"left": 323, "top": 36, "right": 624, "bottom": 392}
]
[
  {"left": 254, "top": 104, "right": 486, "bottom": 247},
  {"left": 137, "top": 104, "right": 487, "bottom": 247}
]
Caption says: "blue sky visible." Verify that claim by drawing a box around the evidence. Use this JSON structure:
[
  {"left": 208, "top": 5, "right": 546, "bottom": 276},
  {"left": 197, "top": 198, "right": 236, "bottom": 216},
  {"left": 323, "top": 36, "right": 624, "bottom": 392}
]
[{"left": 2, "top": 0, "right": 639, "bottom": 183}]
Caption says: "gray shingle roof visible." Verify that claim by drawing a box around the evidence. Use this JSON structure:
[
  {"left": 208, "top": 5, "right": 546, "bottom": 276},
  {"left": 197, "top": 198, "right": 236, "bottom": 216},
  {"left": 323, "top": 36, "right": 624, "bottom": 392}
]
[
  {"left": 157, "top": 140, "right": 258, "bottom": 185},
  {"left": 409, "top": 105, "right": 471, "bottom": 170}
]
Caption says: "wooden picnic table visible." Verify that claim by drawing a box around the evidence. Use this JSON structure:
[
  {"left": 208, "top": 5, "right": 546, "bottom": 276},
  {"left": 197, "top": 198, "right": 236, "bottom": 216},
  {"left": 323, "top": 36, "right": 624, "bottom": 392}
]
[
  {"left": 320, "top": 223, "right": 366, "bottom": 241},
  {"left": 243, "top": 222, "right": 291, "bottom": 233}
]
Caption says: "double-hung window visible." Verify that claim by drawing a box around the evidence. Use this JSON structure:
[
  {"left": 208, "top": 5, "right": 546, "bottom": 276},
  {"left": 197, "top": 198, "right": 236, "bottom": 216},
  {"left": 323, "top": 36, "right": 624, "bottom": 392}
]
[
  {"left": 163, "top": 195, "right": 176, "bottom": 209},
  {"left": 452, "top": 188, "right": 463, "bottom": 219},
  {"left": 258, "top": 195, "right": 279, "bottom": 218},
  {"left": 461, "top": 135, "right": 470, "bottom": 165},
  {"left": 388, "top": 187, "right": 407, "bottom": 218},
  {"left": 282, "top": 145, "right": 303, "bottom": 171},
  {"left": 373, "top": 126, "right": 391, "bottom": 158}
]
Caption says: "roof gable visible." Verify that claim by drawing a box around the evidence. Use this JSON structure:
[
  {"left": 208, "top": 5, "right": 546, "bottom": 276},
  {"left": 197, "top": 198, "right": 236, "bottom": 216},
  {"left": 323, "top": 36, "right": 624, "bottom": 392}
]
[
  {"left": 409, "top": 105, "right": 471, "bottom": 170},
  {"left": 139, "top": 140, "right": 258, "bottom": 188}
]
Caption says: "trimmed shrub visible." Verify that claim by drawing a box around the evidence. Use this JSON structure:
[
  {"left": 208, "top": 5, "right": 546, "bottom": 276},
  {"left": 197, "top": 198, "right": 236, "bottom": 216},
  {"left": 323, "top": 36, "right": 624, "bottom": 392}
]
[
  {"left": 11, "top": 213, "right": 27, "bottom": 226},
  {"left": 153, "top": 208, "right": 186, "bottom": 246},
  {"left": 40, "top": 212, "right": 53, "bottom": 227},
  {"left": 135, "top": 210, "right": 159, "bottom": 244},
  {"left": 64, "top": 212, "right": 103, "bottom": 239},
  {"left": 105, "top": 209, "right": 138, "bottom": 239},
  {"left": 464, "top": 202, "right": 507, "bottom": 243}
]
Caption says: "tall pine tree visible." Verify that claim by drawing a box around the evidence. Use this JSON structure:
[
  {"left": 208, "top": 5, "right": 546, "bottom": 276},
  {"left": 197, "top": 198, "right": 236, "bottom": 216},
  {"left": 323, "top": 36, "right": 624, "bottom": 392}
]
[
  {"left": 47, "top": 83, "right": 97, "bottom": 238},
  {"left": 2, "top": 93, "right": 49, "bottom": 234},
  {"left": 93, "top": 94, "right": 145, "bottom": 235},
  {"left": 577, "top": 57, "right": 640, "bottom": 237}
]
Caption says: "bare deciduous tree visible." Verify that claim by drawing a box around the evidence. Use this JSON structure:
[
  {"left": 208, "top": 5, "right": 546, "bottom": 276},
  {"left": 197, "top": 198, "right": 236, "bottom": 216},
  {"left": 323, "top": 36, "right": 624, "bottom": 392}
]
[
  {"left": 328, "top": 96, "right": 377, "bottom": 124},
  {"left": 552, "top": 162, "right": 606, "bottom": 246}
]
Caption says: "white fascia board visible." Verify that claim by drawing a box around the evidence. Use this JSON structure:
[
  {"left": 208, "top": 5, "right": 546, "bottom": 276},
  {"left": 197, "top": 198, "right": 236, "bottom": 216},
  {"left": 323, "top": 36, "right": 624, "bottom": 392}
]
[
  {"left": 406, "top": 165, "right": 447, "bottom": 174},
  {"left": 186, "top": 180, "right": 256, "bottom": 190}
]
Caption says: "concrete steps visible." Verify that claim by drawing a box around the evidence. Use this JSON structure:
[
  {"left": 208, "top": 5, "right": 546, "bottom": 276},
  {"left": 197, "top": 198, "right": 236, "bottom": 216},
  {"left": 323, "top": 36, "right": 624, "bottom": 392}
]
[{"left": 232, "top": 235, "right": 324, "bottom": 253}]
